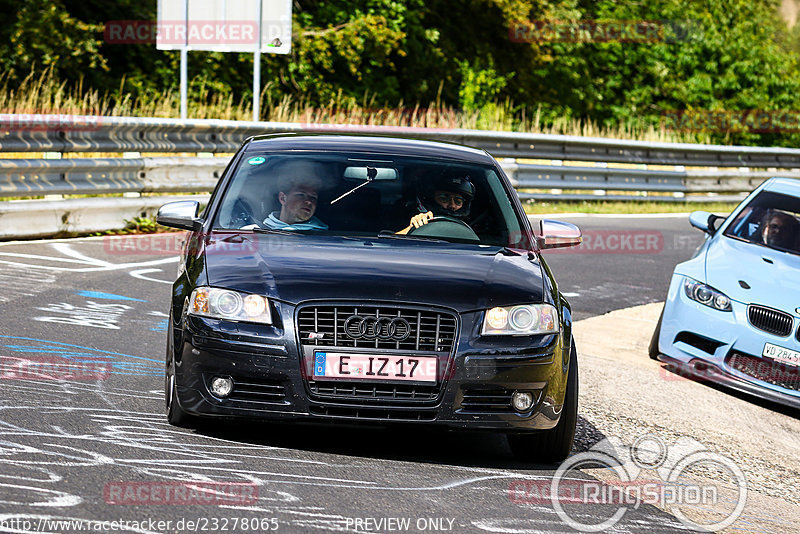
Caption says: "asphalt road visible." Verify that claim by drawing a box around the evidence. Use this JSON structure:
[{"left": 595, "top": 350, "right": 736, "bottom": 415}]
[
  {"left": 0, "top": 216, "right": 710, "bottom": 534},
  {"left": 537, "top": 214, "right": 703, "bottom": 320}
]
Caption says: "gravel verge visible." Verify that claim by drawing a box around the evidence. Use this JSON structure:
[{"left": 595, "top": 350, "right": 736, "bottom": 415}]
[{"left": 573, "top": 302, "right": 800, "bottom": 533}]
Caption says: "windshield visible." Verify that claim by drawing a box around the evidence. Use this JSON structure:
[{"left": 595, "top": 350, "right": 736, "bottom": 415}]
[
  {"left": 723, "top": 190, "right": 800, "bottom": 255},
  {"left": 213, "top": 152, "right": 530, "bottom": 248}
]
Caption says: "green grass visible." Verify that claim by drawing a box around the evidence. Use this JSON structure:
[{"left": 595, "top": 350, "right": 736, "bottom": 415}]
[
  {"left": 0, "top": 68, "right": 709, "bottom": 143},
  {"left": 524, "top": 200, "right": 738, "bottom": 215}
]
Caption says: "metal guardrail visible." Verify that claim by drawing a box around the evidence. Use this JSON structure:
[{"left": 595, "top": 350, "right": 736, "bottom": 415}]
[
  {"left": 5, "top": 114, "right": 800, "bottom": 167},
  {"left": 0, "top": 195, "right": 210, "bottom": 240},
  {"left": 2, "top": 157, "right": 791, "bottom": 199},
  {"left": 3, "top": 114, "right": 800, "bottom": 238},
  {"left": 0, "top": 157, "right": 225, "bottom": 196}
]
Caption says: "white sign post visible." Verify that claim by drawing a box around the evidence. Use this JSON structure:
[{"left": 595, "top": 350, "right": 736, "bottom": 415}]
[{"left": 157, "top": 0, "right": 292, "bottom": 120}]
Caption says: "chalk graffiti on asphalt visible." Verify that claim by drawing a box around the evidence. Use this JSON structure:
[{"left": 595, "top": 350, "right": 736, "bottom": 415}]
[{"left": 34, "top": 301, "right": 133, "bottom": 330}]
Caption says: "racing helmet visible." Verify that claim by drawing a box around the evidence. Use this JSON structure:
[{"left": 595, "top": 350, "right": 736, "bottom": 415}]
[{"left": 417, "top": 173, "right": 475, "bottom": 219}]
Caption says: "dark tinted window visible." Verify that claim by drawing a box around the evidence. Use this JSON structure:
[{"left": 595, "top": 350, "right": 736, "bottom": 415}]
[
  {"left": 213, "top": 152, "right": 529, "bottom": 248},
  {"left": 724, "top": 191, "right": 800, "bottom": 255}
]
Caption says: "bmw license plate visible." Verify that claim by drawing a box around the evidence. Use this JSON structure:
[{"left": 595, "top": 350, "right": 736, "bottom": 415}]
[
  {"left": 313, "top": 352, "right": 437, "bottom": 382},
  {"left": 762, "top": 343, "right": 800, "bottom": 367}
]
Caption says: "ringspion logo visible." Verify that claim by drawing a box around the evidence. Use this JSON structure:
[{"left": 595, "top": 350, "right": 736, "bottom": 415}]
[{"left": 509, "top": 434, "right": 747, "bottom": 532}]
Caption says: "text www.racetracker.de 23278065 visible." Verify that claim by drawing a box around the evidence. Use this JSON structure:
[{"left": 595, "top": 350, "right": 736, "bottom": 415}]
[
  {"left": 0, "top": 516, "right": 460, "bottom": 532},
  {"left": 0, "top": 516, "right": 279, "bottom": 532}
]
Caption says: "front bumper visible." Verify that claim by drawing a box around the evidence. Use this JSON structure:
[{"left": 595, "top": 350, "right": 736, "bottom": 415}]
[
  {"left": 171, "top": 303, "right": 570, "bottom": 432},
  {"left": 658, "top": 274, "right": 800, "bottom": 409}
]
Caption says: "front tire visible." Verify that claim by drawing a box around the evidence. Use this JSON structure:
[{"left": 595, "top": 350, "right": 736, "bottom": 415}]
[
  {"left": 165, "top": 313, "right": 194, "bottom": 427},
  {"left": 649, "top": 306, "right": 665, "bottom": 360},
  {"left": 507, "top": 340, "right": 578, "bottom": 464}
]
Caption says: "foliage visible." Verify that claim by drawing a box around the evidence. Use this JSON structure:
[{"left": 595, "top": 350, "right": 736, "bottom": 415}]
[
  {"left": 0, "top": 0, "right": 106, "bottom": 85},
  {"left": 1, "top": 0, "right": 799, "bottom": 146},
  {"left": 101, "top": 216, "right": 171, "bottom": 235}
]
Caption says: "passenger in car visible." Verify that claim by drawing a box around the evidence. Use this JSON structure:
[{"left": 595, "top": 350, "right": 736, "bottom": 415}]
[
  {"left": 263, "top": 170, "right": 329, "bottom": 231},
  {"left": 760, "top": 210, "right": 800, "bottom": 250},
  {"left": 397, "top": 174, "right": 475, "bottom": 234}
]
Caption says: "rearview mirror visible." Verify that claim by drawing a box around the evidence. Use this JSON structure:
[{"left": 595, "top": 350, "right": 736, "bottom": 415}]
[
  {"left": 343, "top": 166, "right": 398, "bottom": 181},
  {"left": 157, "top": 201, "right": 202, "bottom": 231},
  {"left": 537, "top": 219, "right": 582, "bottom": 249}
]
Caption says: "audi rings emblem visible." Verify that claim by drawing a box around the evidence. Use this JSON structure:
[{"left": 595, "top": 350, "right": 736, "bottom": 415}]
[{"left": 344, "top": 315, "right": 411, "bottom": 341}]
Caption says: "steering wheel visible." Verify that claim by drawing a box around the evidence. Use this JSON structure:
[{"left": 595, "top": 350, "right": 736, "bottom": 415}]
[
  {"left": 407, "top": 216, "right": 481, "bottom": 242},
  {"left": 228, "top": 198, "right": 258, "bottom": 228}
]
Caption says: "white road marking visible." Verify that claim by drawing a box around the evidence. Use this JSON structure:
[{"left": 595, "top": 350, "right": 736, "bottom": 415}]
[
  {"left": 0, "top": 242, "right": 178, "bottom": 290},
  {"left": 51, "top": 243, "right": 112, "bottom": 267},
  {"left": 0, "top": 255, "right": 177, "bottom": 273},
  {"left": 129, "top": 268, "right": 172, "bottom": 285}
]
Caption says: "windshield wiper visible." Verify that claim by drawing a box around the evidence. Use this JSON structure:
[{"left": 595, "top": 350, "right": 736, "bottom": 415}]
[
  {"left": 497, "top": 247, "right": 522, "bottom": 256},
  {"left": 250, "top": 227, "right": 297, "bottom": 235},
  {"left": 377, "top": 231, "right": 447, "bottom": 243}
]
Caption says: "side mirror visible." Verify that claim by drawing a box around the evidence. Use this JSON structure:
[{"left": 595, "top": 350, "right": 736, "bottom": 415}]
[
  {"left": 537, "top": 219, "right": 582, "bottom": 249},
  {"left": 157, "top": 201, "right": 202, "bottom": 231},
  {"left": 689, "top": 211, "right": 724, "bottom": 235}
]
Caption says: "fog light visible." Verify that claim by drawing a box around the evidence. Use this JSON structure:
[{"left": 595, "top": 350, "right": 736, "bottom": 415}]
[
  {"left": 512, "top": 391, "right": 534, "bottom": 412},
  {"left": 210, "top": 376, "right": 233, "bottom": 398}
]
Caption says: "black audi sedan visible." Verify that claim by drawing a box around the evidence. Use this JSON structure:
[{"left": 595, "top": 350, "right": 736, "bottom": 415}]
[{"left": 157, "top": 134, "right": 582, "bottom": 462}]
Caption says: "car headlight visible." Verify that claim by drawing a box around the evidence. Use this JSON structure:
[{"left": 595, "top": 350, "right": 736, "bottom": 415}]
[
  {"left": 481, "top": 304, "right": 559, "bottom": 335},
  {"left": 188, "top": 287, "right": 272, "bottom": 324},
  {"left": 683, "top": 278, "right": 732, "bottom": 311}
]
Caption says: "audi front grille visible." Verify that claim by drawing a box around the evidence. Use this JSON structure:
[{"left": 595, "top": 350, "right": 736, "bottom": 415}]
[
  {"left": 748, "top": 305, "right": 794, "bottom": 337},
  {"left": 297, "top": 304, "right": 458, "bottom": 408},
  {"left": 297, "top": 305, "right": 457, "bottom": 352}
]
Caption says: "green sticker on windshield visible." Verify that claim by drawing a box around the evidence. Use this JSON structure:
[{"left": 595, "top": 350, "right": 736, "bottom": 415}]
[{"left": 248, "top": 156, "right": 266, "bottom": 165}]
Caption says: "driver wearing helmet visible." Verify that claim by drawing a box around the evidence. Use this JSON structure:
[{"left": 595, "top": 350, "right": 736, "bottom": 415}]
[{"left": 397, "top": 174, "right": 475, "bottom": 235}]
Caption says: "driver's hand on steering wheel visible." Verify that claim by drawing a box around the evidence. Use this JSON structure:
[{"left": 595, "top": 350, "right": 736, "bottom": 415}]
[
  {"left": 409, "top": 211, "right": 434, "bottom": 229},
  {"left": 396, "top": 211, "right": 435, "bottom": 235}
]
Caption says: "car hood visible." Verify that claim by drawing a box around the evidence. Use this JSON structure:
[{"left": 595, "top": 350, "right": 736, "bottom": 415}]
[
  {"left": 202, "top": 233, "right": 545, "bottom": 312},
  {"left": 704, "top": 235, "right": 800, "bottom": 313}
]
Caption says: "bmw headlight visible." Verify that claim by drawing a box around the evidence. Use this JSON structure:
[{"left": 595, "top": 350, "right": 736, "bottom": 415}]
[
  {"left": 188, "top": 287, "right": 272, "bottom": 324},
  {"left": 481, "top": 304, "right": 559, "bottom": 335},
  {"left": 683, "top": 279, "right": 732, "bottom": 311}
]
